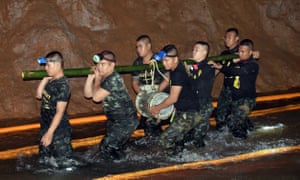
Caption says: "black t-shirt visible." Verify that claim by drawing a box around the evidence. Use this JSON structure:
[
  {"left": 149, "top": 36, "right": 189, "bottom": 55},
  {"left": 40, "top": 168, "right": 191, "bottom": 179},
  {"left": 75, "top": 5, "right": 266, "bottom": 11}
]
[
  {"left": 40, "top": 76, "right": 70, "bottom": 131},
  {"left": 131, "top": 56, "right": 167, "bottom": 85},
  {"left": 189, "top": 59, "right": 215, "bottom": 102},
  {"left": 170, "top": 63, "right": 198, "bottom": 111}
]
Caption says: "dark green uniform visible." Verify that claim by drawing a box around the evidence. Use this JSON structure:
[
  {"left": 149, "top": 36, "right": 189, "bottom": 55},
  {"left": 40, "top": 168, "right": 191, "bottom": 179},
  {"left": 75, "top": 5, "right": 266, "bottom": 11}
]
[
  {"left": 39, "top": 77, "right": 73, "bottom": 167},
  {"left": 99, "top": 71, "right": 139, "bottom": 159}
]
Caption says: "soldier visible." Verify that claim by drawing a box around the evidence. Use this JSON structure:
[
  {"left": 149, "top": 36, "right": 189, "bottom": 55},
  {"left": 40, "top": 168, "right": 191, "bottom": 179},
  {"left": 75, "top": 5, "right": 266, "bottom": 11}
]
[
  {"left": 216, "top": 28, "right": 259, "bottom": 132},
  {"left": 215, "top": 28, "right": 240, "bottom": 131},
  {"left": 36, "top": 51, "right": 74, "bottom": 168},
  {"left": 131, "top": 35, "right": 169, "bottom": 138},
  {"left": 150, "top": 44, "right": 200, "bottom": 155},
  {"left": 185, "top": 41, "right": 215, "bottom": 147},
  {"left": 209, "top": 39, "right": 259, "bottom": 139},
  {"left": 84, "top": 50, "right": 139, "bottom": 160}
]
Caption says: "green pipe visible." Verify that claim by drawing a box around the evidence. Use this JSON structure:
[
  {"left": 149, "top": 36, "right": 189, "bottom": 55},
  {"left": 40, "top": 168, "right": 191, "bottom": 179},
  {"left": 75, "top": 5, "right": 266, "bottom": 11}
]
[{"left": 22, "top": 54, "right": 238, "bottom": 80}]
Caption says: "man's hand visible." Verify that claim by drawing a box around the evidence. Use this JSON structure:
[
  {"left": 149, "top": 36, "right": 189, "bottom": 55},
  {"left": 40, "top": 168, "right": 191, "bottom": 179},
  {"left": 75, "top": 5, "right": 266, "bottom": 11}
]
[
  {"left": 42, "top": 76, "right": 53, "bottom": 82},
  {"left": 208, "top": 61, "right": 223, "bottom": 70},
  {"left": 36, "top": 77, "right": 53, "bottom": 99},
  {"left": 253, "top": 50, "right": 260, "bottom": 59},
  {"left": 41, "top": 131, "right": 54, "bottom": 147},
  {"left": 87, "top": 73, "right": 95, "bottom": 81},
  {"left": 149, "top": 105, "right": 160, "bottom": 116},
  {"left": 233, "top": 58, "right": 241, "bottom": 63}
]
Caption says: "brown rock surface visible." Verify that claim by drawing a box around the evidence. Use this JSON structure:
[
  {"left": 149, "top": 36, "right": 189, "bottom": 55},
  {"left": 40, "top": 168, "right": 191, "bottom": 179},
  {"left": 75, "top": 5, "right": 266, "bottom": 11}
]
[{"left": 0, "top": 0, "right": 299, "bottom": 121}]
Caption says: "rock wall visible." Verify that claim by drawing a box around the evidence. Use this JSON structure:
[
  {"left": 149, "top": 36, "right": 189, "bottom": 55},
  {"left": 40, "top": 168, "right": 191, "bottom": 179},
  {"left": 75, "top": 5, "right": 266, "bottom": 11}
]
[{"left": 0, "top": 0, "right": 299, "bottom": 121}]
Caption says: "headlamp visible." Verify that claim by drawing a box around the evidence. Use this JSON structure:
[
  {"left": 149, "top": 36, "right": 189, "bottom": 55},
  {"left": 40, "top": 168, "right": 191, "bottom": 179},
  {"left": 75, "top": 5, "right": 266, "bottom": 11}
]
[
  {"left": 153, "top": 51, "right": 167, "bottom": 61},
  {"left": 37, "top": 57, "right": 47, "bottom": 65},
  {"left": 93, "top": 54, "right": 104, "bottom": 64}
]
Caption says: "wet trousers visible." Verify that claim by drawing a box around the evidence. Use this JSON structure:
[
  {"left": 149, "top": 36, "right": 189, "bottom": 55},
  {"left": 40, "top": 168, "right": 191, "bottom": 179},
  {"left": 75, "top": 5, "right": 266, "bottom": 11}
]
[
  {"left": 228, "top": 98, "right": 256, "bottom": 139},
  {"left": 184, "top": 101, "right": 214, "bottom": 146},
  {"left": 159, "top": 111, "right": 201, "bottom": 150},
  {"left": 216, "top": 86, "right": 232, "bottom": 130},
  {"left": 38, "top": 127, "right": 73, "bottom": 165},
  {"left": 99, "top": 112, "right": 139, "bottom": 158}
]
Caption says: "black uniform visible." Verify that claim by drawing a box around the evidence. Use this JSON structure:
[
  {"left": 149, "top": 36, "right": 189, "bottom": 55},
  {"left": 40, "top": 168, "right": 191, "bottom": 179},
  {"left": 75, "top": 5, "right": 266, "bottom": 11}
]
[
  {"left": 220, "top": 57, "right": 259, "bottom": 138},
  {"left": 215, "top": 45, "right": 239, "bottom": 131},
  {"left": 186, "top": 59, "right": 215, "bottom": 147}
]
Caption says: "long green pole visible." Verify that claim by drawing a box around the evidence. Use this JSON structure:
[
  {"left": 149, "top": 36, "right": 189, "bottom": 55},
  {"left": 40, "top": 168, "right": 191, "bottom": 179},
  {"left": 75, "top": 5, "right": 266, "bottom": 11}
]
[{"left": 22, "top": 54, "right": 238, "bottom": 80}]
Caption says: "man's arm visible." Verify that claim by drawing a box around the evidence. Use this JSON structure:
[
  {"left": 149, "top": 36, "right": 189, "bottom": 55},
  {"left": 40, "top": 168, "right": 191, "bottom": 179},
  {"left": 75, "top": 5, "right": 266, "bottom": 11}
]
[
  {"left": 220, "top": 61, "right": 258, "bottom": 76},
  {"left": 131, "top": 77, "right": 140, "bottom": 94},
  {"left": 83, "top": 74, "right": 95, "bottom": 98},
  {"left": 36, "top": 77, "right": 52, "bottom": 99},
  {"left": 84, "top": 73, "right": 110, "bottom": 102},
  {"left": 158, "top": 75, "right": 170, "bottom": 92},
  {"left": 150, "top": 85, "right": 181, "bottom": 115},
  {"left": 91, "top": 87, "right": 110, "bottom": 103},
  {"left": 41, "top": 101, "right": 67, "bottom": 147},
  {"left": 91, "top": 75, "right": 110, "bottom": 102}
]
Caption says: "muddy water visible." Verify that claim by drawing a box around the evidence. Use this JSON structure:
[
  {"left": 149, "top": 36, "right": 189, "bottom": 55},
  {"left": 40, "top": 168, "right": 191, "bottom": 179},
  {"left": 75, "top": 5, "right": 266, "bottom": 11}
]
[
  {"left": 140, "top": 152, "right": 300, "bottom": 180},
  {"left": 0, "top": 97, "right": 300, "bottom": 179}
]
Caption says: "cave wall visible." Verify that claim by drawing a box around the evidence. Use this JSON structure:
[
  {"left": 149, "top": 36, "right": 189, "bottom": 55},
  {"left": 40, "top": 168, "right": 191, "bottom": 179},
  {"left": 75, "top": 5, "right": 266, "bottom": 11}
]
[{"left": 0, "top": 0, "right": 299, "bottom": 120}]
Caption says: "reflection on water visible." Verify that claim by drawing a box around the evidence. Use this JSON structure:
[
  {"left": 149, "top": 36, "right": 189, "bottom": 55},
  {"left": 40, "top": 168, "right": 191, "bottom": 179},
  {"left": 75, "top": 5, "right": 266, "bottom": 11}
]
[
  {"left": 0, "top": 98, "right": 300, "bottom": 179},
  {"left": 0, "top": 109, "right": 297, "bottom": 179}
]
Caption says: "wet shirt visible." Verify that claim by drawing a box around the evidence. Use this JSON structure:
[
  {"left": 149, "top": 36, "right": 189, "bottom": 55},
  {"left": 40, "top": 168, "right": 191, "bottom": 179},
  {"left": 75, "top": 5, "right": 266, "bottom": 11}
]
[
  {"left": 131, "top": 56, "right": 166, "bottom": 85},
  {"left": 189, "top": 59, "right": 215, "bottom": 102},
  {"left": 220, "top": 45, "right": 239, "bottom": 87},
  {"left": 220, "top": 57, "right": 259, "bottom": 100},
  {"left": 101, "top": 71, "right": 136, "bottom": 116},
  {"left": 40, "top": 76, "right": 70, "bottom": 132},
  {"left": 170, "top": 63, "right": 198, "bottom": 111}
]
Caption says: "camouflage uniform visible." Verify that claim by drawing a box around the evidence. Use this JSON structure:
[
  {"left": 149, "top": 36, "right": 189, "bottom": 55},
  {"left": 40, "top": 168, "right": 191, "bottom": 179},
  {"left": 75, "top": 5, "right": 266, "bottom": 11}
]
[
  {"left": 215, "top": 86, "right": 232, "bottom": 130},
  {"left": 99, "top": 71, "right": 139, "bottom": 159},
  {"left": 39, "top": 76, "right": 73, "bottom": 167},
  {"left": 216, "top": 45, "right": 239, "bottom": 131},
  {"left": 228, "top": 98, "right": 256, "bottom": 138},
  {"left": 159, "top": 63, "right": 199, "bottom": 153},
  {"left": 160, "top": 111, "right": 201, "bottom": 149},
  {"left": 185, "top": 59, "right": 215, "bottom": 147},
  {"left": 131, "top": 56, "right": 167, "bottom": 137},
  {"left": 220, "top": 57, "right": 259, "bottom": 138}
]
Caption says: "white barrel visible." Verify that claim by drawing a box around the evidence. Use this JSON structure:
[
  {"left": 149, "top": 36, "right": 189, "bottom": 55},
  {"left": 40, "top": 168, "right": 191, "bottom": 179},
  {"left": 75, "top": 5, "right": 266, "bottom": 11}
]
[{"left": 135, "top": 91, "right": 174, "bottom": 120}]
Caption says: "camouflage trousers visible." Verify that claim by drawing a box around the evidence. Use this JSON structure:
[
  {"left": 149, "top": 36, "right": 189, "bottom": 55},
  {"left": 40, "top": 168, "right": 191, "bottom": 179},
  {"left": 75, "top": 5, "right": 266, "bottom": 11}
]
[
  {"left": 228, "top": 98, "right": 256, "bottom": 139},
  {"left": 99, "top": 111, "right": 139, "bottom": 156},
  {"left": 215, "top": 86, "right": 232, "bottom": 130},
  {"left": 140, "top": 116, "right": 163, "bottom": 137},
  {"left": 184, "top": 101, "right": 214, "bottom": 145},
  {"left": 38, "top": 127, "right": 73, "bottom": 166},
  {"left": 159, "top": 111, "right": 201, "bottom": 149}
]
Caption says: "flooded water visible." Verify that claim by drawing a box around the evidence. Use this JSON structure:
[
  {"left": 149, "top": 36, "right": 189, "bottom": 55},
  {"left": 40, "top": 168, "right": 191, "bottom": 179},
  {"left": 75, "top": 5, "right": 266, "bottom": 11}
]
[
  {"left": 140, "top": 152, "right": 300, "bottom": 180},
  {"left": 0, "top": 91, "right": 300, "bottom": 179}
]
